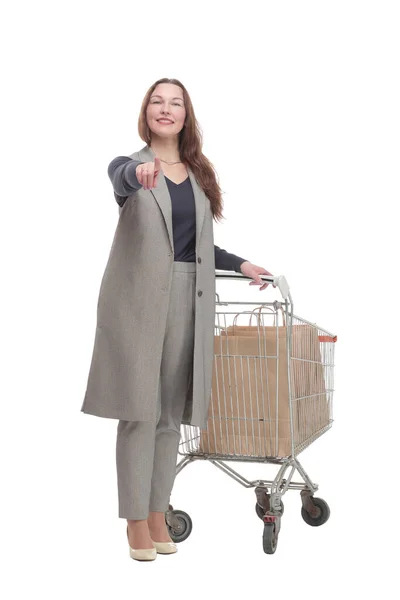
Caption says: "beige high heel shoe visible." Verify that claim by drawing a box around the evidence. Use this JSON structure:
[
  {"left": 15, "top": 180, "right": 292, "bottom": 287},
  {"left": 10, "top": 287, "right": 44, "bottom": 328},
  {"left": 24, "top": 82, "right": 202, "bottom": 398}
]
[{"left": 126, "top": 526, "right": 157, "bottom": 561}]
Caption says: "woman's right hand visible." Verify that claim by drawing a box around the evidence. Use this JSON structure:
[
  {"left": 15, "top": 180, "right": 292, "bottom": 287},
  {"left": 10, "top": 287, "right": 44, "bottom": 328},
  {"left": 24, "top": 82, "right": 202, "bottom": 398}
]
[{"left": 136, "top": 157, "right": 161, "bottom": 190}]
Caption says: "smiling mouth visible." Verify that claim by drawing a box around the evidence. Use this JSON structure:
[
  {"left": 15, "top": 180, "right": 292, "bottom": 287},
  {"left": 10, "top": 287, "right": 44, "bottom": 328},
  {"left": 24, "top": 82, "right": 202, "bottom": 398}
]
[{"left": 157, "top": 119, "right": 174, "bottom": 124}]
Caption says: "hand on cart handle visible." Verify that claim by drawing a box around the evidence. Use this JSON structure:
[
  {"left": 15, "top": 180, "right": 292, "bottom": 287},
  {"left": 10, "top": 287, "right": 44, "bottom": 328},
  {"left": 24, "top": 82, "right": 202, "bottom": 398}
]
[{"left": 240, "top": 261, "right": 276, "bottom": 292}]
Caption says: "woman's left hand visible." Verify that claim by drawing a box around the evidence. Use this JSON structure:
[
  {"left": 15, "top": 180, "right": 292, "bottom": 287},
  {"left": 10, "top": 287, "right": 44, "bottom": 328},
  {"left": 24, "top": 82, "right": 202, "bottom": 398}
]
[{"left": 239, "top": 261, "right": 276, "bottom": 291}]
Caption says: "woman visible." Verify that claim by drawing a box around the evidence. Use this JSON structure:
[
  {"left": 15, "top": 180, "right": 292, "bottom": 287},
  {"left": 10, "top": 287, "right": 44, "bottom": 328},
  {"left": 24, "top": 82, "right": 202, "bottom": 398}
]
[{"left": 81, "top": 78, "right": 274, "bottom": 561}]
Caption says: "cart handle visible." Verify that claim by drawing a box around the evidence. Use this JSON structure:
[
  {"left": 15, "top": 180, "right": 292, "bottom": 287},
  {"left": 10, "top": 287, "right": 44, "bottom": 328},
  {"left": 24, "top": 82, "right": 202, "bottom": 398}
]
[{"left": 215, "top": 271, "right": 290, "bottom": 300}]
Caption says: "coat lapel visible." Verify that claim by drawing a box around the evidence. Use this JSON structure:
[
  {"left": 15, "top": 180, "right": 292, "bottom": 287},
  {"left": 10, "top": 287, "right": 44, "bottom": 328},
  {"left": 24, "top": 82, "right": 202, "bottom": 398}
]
[{"left": 137, "top": 144, "right": 205, "bottom": 254}]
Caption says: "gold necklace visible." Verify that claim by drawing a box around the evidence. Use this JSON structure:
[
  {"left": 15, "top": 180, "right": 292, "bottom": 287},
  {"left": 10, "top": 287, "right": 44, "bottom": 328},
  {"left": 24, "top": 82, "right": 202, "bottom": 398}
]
[
  {"left": 150, "top": 146, "right": 182, "bottom": 165},
  {"left": 159, "top": 158, "right": 182, "bottom": 165}
]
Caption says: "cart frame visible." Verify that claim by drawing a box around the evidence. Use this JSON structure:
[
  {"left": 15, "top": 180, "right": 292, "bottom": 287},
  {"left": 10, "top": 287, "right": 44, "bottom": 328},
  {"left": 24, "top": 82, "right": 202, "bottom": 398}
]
[{"left": 165, "top": 272, "right": 336, "bottom": 553}]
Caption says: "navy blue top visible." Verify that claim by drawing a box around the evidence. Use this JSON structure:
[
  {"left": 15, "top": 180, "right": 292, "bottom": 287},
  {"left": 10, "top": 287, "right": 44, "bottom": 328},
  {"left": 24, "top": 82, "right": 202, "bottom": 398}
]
[{"left": 108, "top": 156, "right": 248, "bottom": 273}]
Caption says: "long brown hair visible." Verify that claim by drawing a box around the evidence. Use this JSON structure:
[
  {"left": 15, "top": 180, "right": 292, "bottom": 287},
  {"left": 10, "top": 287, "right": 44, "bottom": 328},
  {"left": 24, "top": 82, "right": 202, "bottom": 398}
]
[{"left": 138, "top": 78, "right": 225, "bottom": 224}]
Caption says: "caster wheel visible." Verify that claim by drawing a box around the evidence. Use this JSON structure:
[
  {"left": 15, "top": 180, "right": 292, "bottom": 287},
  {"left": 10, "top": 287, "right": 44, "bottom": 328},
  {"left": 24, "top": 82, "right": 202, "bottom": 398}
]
[
  {"left": 256, "top": 501, "right": 284, "bottom": 520},
  {"left": 263, "top": 522, "right": 279, "bottom": 554},
  {"left": 166, "top": 510, "right": 193, "bottom": 543},
  {"left": 301, "top": 497, "right": 330, "bottom": 527}
]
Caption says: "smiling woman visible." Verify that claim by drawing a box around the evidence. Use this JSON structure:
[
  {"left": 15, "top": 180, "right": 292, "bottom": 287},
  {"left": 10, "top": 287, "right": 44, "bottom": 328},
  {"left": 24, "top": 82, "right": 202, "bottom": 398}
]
[{"left": 81, "top": 77, "right": 273, "bottom": 562}]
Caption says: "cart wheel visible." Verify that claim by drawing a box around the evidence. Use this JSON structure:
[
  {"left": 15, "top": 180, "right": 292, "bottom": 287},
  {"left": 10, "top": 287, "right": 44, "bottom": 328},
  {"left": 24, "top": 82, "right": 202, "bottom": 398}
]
[
  {"left": 301, "top": 497, "right": 330, "bottom": 527},
  {"left": 263, "top": 523, "right": 279, "bottom": 554},
  {"left": 166, "top": 510, "right": 193, "bottom": 543},
  {"left": 256, "top": 501, "right": 284, "bottom": 520}
]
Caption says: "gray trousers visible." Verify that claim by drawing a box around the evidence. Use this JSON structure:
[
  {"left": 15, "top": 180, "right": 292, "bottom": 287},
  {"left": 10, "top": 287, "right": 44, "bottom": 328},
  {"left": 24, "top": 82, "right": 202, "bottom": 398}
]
[{"left": 116, "top": 261, "right": 196, "bottom": 520}]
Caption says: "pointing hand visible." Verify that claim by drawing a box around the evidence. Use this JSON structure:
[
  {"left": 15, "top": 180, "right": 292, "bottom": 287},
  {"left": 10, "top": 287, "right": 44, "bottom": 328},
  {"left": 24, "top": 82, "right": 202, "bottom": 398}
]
[{"left": 136, "top": 157, "right": 161, "bottom": 190}]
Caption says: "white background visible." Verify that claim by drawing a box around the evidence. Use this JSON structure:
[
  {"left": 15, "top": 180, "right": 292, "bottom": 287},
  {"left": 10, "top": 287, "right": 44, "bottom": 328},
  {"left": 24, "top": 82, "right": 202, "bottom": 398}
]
[{"left": 1, "top": 0, "right": 399, "bottom": 597}]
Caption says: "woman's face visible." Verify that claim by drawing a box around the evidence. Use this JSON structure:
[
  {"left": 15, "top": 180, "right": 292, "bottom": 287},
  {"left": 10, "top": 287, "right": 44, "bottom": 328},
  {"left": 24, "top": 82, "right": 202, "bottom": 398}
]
[{"left": 146, "top": 83, "right": 186, "bottom": 138}]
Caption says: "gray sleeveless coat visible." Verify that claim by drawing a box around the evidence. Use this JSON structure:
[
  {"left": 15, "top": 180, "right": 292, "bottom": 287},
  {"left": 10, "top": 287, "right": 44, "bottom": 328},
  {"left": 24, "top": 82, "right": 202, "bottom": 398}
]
[{"left": 80, "top": 144, "right": 216, "bottom": 428}]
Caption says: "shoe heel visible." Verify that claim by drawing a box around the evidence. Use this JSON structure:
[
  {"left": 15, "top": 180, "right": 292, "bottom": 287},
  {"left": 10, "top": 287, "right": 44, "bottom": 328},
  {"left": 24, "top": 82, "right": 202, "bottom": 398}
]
[{"left": 129, "top": 546, "right": 157, "bottom": 561}]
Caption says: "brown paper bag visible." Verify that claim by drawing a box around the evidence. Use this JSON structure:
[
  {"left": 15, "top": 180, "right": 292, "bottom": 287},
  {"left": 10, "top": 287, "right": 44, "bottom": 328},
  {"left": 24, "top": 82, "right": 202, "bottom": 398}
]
[
  {"left": 199, "top": 308, "right": 331, "bottom": 457},
  {"left": 225, "top": 307, "right": 332, "bottom": 445}
]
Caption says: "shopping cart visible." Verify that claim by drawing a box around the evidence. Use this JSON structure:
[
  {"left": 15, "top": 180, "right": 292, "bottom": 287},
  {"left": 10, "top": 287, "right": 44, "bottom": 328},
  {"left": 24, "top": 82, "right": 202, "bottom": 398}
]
[{"left": 165, "top": 272, "right": 337, "bottom": 554}]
